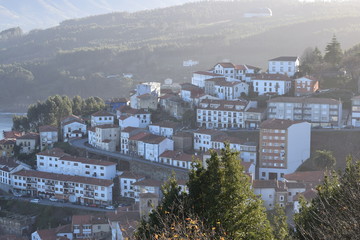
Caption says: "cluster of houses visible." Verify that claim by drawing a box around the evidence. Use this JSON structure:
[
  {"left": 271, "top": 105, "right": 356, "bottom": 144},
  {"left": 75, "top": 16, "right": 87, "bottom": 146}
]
[{"left": 3, "top": 55, "right": 360, "bottom": 239}]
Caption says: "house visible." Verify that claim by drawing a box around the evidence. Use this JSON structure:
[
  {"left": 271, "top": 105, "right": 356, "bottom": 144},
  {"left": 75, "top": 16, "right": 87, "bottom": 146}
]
[
  {"left": 136, "top": 93, "right": 158, "bottom": 110},
  {"left": 0, "top": 139, "right": 15, "bottom": 157},
  {"left": 61, "top": 115, "right": 87, "bottom": 141},
  {"left": 39, "top": 125, "right": 58, "bottom": 151},
  {"left": 119, "top": 115, "right": 141, "bottom": 130},
  {"left": 351, "top": 96, "right": 360, "bottom": 127},
  {"left": 2, "top": 130, "right": 23, "bottom": 140},
  {"left": 119, "top": 171, "right": 146, "bottom": 198},
  {"left": 211, "top": 62, "right": 236, "bottom": 79},
  {"left": 259, "top": 119, "right": 311, "bottom": 180},
  {"left": 120, "top": 127, "right": 146, "bottom": 154},
  {"left": 251, "top": 73, "right": 292, "bottom": 95},
  {"left": 244, "top": 107, "right": 266, "bottom": 129},
  {"left": 130, "top": 82, "right": 161, "bottom": 109},
  {"left": 268, "top": 56, "right": 300, "bottom": 77},
  {"left": 284, "top": 170, "right": 325, "bottom": 190},
  {"left": 88, "top": 124, "right": 120, "bottom": 152},
  {"left": 105, "top": 97, "right": 129, "bottom": 113},
  {"left": 234, "top": 64, "right": 261, "bottom": 82},
  {"left": 180, "top": 83, "right": 204, "bottom": 105},
  {"left": 31, "top": 224, "right": 73, "bottom": 240},
  {"left": 15, "top": 132, "right": 39, "bottom": 154},
  {"left": 159, "top": 150, "right": 198, "bottom": 169},
  {"left": 36, "top": 148, "right": 117, "bottom": 180},
  {"left": 90, "top": 111, "right": 115, "bottom": 127},
  {"left": 205, "top": 78, "right": 249, "bottom": 100},
  {"left": 193, "top": 129, "right": 225, "bottom": 152},
  {"left": 132, "top": 179, "right": 162, "bottom": 201},
  {"left": 196, "top": 99, "right": 255, "bottom": 129},
  {"left": 191, "top": 71, "right": 223, "bottom": 88},
  {"left": 173, "top": 132, "right": 193, "bottom": 152},
  {"left": 293, "top": 188, "right": 317, "bottom": 213},
  {"left": 252, "top": 180, "right": 306, "bottom": 210},
  {"left": 12, "top": 170, "right": 114, "bottom": 205},
  {"left": 0, "top": 156, "right": 31, "bottom": 192},
  {"left": 117, "top": 106, "right": 151, "bottom": 128},
  {"left": 267, "top": 97, "right": 342, "bottom": 127},
  {"left": 134, "top": 133, "right": 174, "bottom": 162},
  {"left": 148, "top": 120, "right": 180, "bottom": 139},
  {"left": 72, "top": 215, "right": 111, "bottom": 239},
  {"left": 294, "top": 76, "right": 319, "bottom": 96},
  {"left": 159, "top": 95, "right": 191, "bottom": 120},
  {"left": 106, "top": 211, "right": 140, "bottom": 240}
]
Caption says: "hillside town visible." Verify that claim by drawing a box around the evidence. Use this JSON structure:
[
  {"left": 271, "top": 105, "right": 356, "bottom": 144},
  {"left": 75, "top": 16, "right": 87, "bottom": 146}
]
[{"left": 0, "top": 55, "right": 357, "bottom": 239}]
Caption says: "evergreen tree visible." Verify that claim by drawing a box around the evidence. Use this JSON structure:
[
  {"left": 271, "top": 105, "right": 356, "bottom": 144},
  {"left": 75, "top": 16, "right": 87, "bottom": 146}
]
[
  {"left": 324, "top": 35, "right": 343, "bottom": 65},
  {"left": 313, "top": 150, "right": 336, "bottom": 170},
  {"left": 112, "top": 176, "right": 121, "bottom": 206},
  {"left": 269, "top": 204, "right": 290, "bottom": 240}
]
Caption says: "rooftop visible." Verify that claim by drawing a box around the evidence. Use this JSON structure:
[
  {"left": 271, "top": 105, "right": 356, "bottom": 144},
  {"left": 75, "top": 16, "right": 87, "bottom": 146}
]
[
  {"left": 119, "top": 171, "right": 145, "bottom": 180},
  {"left": 193, "top": 71, "right": 223, "bottom": 77},
  {"left": 38, "top": 125, "right": 58, "bottom": 132},
  {"left": 251, "top": 73, "right": 291, "bottom": 81},
  {"left": 269, "top": 56, "right": 299, "bottom": 62},
  {"left": 260, "top": 119, "right": 305, "bottom": 130},
  {"left": 91, "top": 110, "right": 115, "bottom": 117},
  {"left": 284, "top": 171, "right": 325, "bottom": 183},
  {"left": 268, "top": 96, "right": 341, "bottom": 105}
]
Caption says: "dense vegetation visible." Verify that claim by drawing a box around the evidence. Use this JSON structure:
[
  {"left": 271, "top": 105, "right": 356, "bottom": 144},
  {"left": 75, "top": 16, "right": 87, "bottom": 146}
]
[{"left": 2, "top": 0, "right": 360, "bottom": 109}]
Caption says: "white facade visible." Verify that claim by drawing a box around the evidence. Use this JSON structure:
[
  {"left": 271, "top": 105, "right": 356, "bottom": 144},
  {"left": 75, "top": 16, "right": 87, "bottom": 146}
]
[
  {"left": 117, "top": 107, "right": 151, "bottom": 129},
  {"left": 212, "top": 62, "right": 236, "bottom": 79},
  {"left": 119, "top": 171, "right": 145, "bottom": 198},
  {"left": 39, "top": 126, "right": 58, "bottom": 151},
  {"left": 268, "top": 56, "right": 300, "bottom": 77},
  {"left": 193, "top": 129, "right": 223, "bottom": 152},
  {"left": 12, "top": 170, "right": 113, "bottom": 205},
  {"left": 252, "top": 74, "right": 292, "bottom": 95},
  {"left": 63, "top": 120, "right": 87, "bottom": 140},
  {"left": 267, "top": 97, "right": 342, "bottom": 127},
  {"left": 91, "top": 111, "right": 115, "bottom": 127},
  {"left": 191, "top": 71, "right": 223, "bottom": 88},
  {"left": 148, "top": 121, "right": 178, "bottom": 138},
  {"left": 211, "top": 139, "right": 257, "bottom": 163},
  {"left": 16, "top": 133, "right": 39, "bottom": 154},
  {"left": 351, "top": 96, "right": 360, "bottom": 127},
  {"left": 36, "top": 150, "right": 116, "bottom": 180},
  {"left": 90, "top": 125, "right": 120, "bottom": 152},
  {"left": 119, "top": 116, "right": 140, "bottom": 130},
  {"left": 138, "top": 137, "right": 174, "bottom": 162}
]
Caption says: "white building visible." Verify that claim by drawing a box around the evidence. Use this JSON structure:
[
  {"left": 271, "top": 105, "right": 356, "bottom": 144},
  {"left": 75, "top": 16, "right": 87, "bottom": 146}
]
[
  {"left": 89, "top": 124, "right": 120, "bottom": 152},
  {"left": 148, "top": 121, "right": 180, "bottom": 139},
  {"left": 120, "top": 127, "right": 145, "bottom": 155},
  {"left": 180, "top": 83, "right": 204, "bottom": 105},
  {"left": 212, "top": 62, "right": 236, "bottom": 79},
  {"left": 234, "top": 64, "right": 260, "bottom": 82},
  {"left": 259, "top": 119, "right": 311, "bottom": 180},
  {"left": 294, "top": 76, "right": 319, "bottom": 96},
  {"left": 31, "top": 225, "right": 73, "bottom": 240},
  {"left": 191, "top": 71, "right": 223, "bottom": 88},
  {"left": 62, "top": 118, "right": 87, "bottom": 141},
  {"left": 117, "top": 106, "right": 151, "bottom": 129},
  {"left": 12, "top": 170, "right": 113, "bottom": 205},
  {"left": 196, "top": 99, "right": 256, "bottom": 129},
  {"left": 132, "top": 178, "right": 162, "bottom": 202},
  {"left": 267, "top": 97, "right": 342, "bottom": 127},
  {"left": 193, "top": 129, "right": 224, "bottom": 152},
  {"left": 119, "top": 115, "right": 141, "bottom": 130},
  {"left": 119, "top": 171, "right": 145, "bottom": 198},
  {"left": 130, "top": 82, "right": 161, "bottom": 109},
  {"left": 268, "top": 56, "right": 300, "bottom": 77},
  {"left": 205, "top": 78, "right": 249, "bottom": 100},
  {"left": 36, "top": 148, "right": 117, "bottom": 180},
  {"left": 159, "top": 150, "right": 198, "bottom": 169},
  {"left": 252, "top": 73, "right": 292, "bottom": 95},
  {"left": 16, "top": 132, "right": 39, "bottom": 154},
  {"left": 136, "top": 134, "right": 174, "bottom": 162},
  {"left": 351, "top": 96, "right": 360, "bottom": 127},
  {"left": 91, "top": 111, "right": 115, "bottom": 127},
  {"left": 0, "top": 157, "right": 30, "bottom": 192},
  {"left": 39, "top": 125, "right": 58, "bottom": 151}
]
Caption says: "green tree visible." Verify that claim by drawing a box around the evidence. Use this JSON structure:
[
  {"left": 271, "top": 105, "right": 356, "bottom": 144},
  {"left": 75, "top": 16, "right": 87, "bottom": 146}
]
[
  {"left": 72, "top": 95, "right": 84, "bottom": 116},
  {"left": 12, "top": 115, "right": 30, "bottom": 131},
  {"left": 313, "top": 150, "right": 336, "bottom": 169},
  {"left": 324, "top": 35, "right": 343, "bottom": 65},
  {"left": 112, "top": 176, "right": 121, "bottom": 206},
  {"left": 294, "top": 156, "right": 360, "bottom": 240},
  {"left": 269, "top": 204, "right": 290, "bottom": 240}
]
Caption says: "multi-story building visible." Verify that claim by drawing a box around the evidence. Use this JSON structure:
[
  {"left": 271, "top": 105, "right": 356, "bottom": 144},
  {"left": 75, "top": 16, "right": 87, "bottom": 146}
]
[
  {"left": 39, "top": 125, "right": 58, "bottom": 151},
  {"left": 180, "top": 83, "right": 204, "bottom": 106},
  {"left": 268, "top": 56, "right": 300, "bottom": 77},
  {"left": 234, "top": 64, "right": 260, "bottom": 82},
  {"left": 130, "top": 82, "right": 161, "bottom": 109},
  {"left": 61, "top": 115, "right": 87, "bottom": 141},
  {"left": 0, "top": 139, "right": 15, "bottom": 157},
  {"left": 148, "top": 121, "right": 180, "bottom": 139},
  {"left": 36, "top": 148, "right": 116, "bottom": 180},
  {"left": 136, "top": 93, "right": 158, "bottom": 110},
  {"left": 159, "top": 150, "right": 198, "bottom": 169},
  {"left": 267, "top": 97, "right": 342, "bottom": 127},
  {"left": 244, "top": 107, "right": 266, "bottom": 129},
  {"left": 191, "top": 71, "right": 223, "bottom": 88},
  {"left": 196, "top": 99, "right": 256, "bottom": 129},
  {"left": 251, "top": 73, "right": 292, "bottom": 95},
  {"left": 211, "top": 62, "right": 236, "bottom": 79},
  {"left": 132, "top": 179, "right": 162, "bottom": 202},
  {"left": 135, "top": 133, "right": 174, "bottom": 162},
  {"left": 16, "top": 132, "right": 39, "bottom": 154},
  {"left": 351, "top": 96, "right": 360, "bottom": 127},
  {"left": 294, "top": 76, "right": 319, "bottom": 96},
  {"left": 31, "top": 224, "right": 72, "bottom": 240},
  {"left": 0, "top": 157, "right": 30, "bottom": 191},
  {"left": 72, "top": 215, "right": 110, "bottom": 239},
  {"left": 119, "top": 171, "right": 145, "bottom": 198},
  {"left": 193, "top": 129, "right": 225, "bottom": 152},
  {"left": 91, "top": 111, "right": 115, "bottom": 127},
  {"left": 12, "top": 170, "right": 113, "bottom": 205},
  {"left": 205, "top": 78, "right": 249, "bottom": 100},
  {"left": 120, "top": 127, "right": 146, "bottom": 154},
  {"left": 117, "top": 106, "right": 151, "bottom": 128},
  {"left": 89, "top": 124, "right": 120, "bottom": 152},
  {"left": 259, "top": 119, "right": 311, "bottom": 180}
]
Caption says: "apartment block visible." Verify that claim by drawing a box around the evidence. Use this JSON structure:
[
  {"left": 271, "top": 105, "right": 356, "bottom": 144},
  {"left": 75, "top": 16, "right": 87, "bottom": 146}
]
[
  {"left": 259, "top": 119, "right": 311, "bottom": 180},
  {"left": 267, "top": 97, "right": 342, "bottom": 127},
  {"left": 351, "top": 96, "right": 360, "bottom": 127},
  {"left": 251, "top": 73, "right": 292, "bottom": 95},
  {"left": 91, "top": 111, "right": 115, "bottom": 127},
  {"left": 268, "top": 56, "right": 300, "bottom": 77}
]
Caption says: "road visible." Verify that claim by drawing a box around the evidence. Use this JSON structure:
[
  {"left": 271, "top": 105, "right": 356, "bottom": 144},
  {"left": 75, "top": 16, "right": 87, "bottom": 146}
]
[
  {"left": 69, "top": 139, "right": 189, "bottom": 173},
  {"left": 0, "top": 195, "right": 113, "bottom": 212}
]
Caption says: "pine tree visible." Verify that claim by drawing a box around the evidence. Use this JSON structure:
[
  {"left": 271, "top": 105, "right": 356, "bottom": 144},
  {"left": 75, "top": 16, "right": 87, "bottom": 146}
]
[
  {"left": 112, "top": 176, "right": 121, "bottom": 206},
  {"left": 324, "top": 35, "right": 343, "bottom": 65}
]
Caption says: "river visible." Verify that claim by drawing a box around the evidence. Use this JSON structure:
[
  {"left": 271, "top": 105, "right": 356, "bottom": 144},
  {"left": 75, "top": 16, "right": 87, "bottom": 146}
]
[{"left": 0, "top": 112, "right": 25, "bottom": 139}]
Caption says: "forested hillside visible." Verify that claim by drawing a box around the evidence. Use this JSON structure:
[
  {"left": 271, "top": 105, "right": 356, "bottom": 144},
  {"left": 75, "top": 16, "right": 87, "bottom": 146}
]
[{"left": 2, "top": 0, "right": 360, "bottom": 110}]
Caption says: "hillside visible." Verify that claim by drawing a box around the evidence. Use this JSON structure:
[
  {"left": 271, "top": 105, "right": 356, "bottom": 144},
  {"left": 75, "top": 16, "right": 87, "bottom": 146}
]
[{"left": 2, "top": 0, "right": 360, "bottom": 110}]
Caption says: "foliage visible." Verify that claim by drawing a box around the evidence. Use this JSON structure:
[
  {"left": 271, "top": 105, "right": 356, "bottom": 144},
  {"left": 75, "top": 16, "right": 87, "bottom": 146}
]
[
  {"left": 313, "top": 150, "right": 336, "bottom": 170},
  {"left": 324, "top": 35, "right": 343, "bottom": 66},
  {"left": 294, "top": 156, "right": 360, "bottom": 240},
  {"left": 112, "top": 177, "right": 121, "bottom": 206},
  {"left": 12, "top": 115, "right": 30, "bottom": 131},
  {"left": 181, "top": 109, "right": 196, "bottom": 128},
  {"left": 137, "top": 145, "right": 274, "bottom": 239},
  {"left": 53, "top": 142, "right": 79, "bottom": 156},
  {"left": 268, "top": 204, "right": 290, "bottom": 240}
]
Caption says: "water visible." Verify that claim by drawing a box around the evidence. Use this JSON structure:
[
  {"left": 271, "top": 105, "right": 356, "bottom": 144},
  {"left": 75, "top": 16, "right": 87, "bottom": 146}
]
[{"left": 0, "top": 112, "right": 25, "bottom": 139}]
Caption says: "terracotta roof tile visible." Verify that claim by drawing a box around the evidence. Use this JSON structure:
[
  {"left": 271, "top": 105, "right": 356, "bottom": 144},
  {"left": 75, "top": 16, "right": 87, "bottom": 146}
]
[
  {"left": 39, "top": 125, "right": 58, "bottom": 132},
  {"left": 91, "top": 111, "right": 115, "bottom": 117},
  {"left": 269, "top": 56, "right": 299, "bottom": 61},
  {"left": 260, "top": 119, "right": 306, "bottom": 130}
]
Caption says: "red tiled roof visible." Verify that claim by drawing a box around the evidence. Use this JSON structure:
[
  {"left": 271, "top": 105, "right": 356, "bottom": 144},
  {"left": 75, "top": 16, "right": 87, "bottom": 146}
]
[
  {"left": 59, "top": 155, "right": 116, "bottom": 166},
  {"left": 72, "top": 215, "right": 92, "bottom": 225},
  {"left": 260, "top": 119, "right": 305, "bottom": 130},
  {"left": 63, "top": 119, "right": 85, "bottom": 126},
  {"left": 194, "top": 129, "right": 225, "bottom": 137},
  {"left": 150, "top": 120, "right": 180, "bottom": 129},
  {"left": 3, "top": 131, "right": 23, "bottom": 139},
  {"left": 118, "top": 106, "right": 149, "bottom": 115},
  {"left": 129, "top": 132, "right": 150, "bottom": 141},
  {"left": 39, "top": 125, "right": 57, "bottom": 132},
  {"left": 159, "top": 150, "right": 197, "bottom": 162},
  {"left": 268, "top": 97, "right": 341, "bottom": 105},
  {"left": 132, "top": 179, "right": 162, "bottom": 187},
  {"left": 13, "top": 170, "right": 113, "bottom": 187},
  {"left": 293, "top": 188, "right": 317, "bottom": 202},
  {"left": 121, "top": 127, "right": 142, "bottom": 133},
  {"left": 140, "top": 134, "right": 167, "bottom": 144},
  {"left": 284, "top": 171, "right": 325, "bottom": 183},
  {"left": 0, "top": 139, "right": 15, "bottom": 145},
  {"left": 214, "top": 62, "right": 235, "bottom": 68},
  {"left": 36, "top": 229, "right": 57, "bottom": 240},
  {"left": 16, "top": 132, "right": 39, "bottom": 140},
  {"left": 37, "top": 148, "right": 67, "bottom": 158},
  {"left": 193, "top": 71, "right": 223, "bottom": 77},
  {"left": 91, "top": 111, "right": 114, "bottom": 117},
  {"left": 95, "top": 124, "right": 118, "bottom": 129},
  {"left": 295, "top": 75, "right": 318, "bottom": 82},
  {"left": 269, "top": 56, "right": 299, "bottom": 62}
]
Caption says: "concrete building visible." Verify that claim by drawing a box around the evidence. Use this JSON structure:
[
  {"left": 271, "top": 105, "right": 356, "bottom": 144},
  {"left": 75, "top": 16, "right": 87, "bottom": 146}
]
[
  {"left": 36, "top": 148, "right": 116, "bottom": 180},
  {"left": 136, "top": 93, "right": 158, "bottom": 110},
  {"left": 193, "top": 129, "right": 225, "bottom": 152},
  {"left": 39, "top": 125, "right": 58, "bottom": 151},
  {"left": 12, "top": 170, "right": 113, "bottom": 205},
  {"left": 191, "top": 71, "right": 223, "bottom": 88},
  {"left": 61, "top": 115, "right": 87, "bottom": 141},
  {"left": 205, "top": 78, "right": 249, "bottom": 99},
  {"left": 0, "top": 139, "right": 15, "bottom": 157},
  {"left": 259, "top": 119, "right": 311, "bottom": 180},
  {"left": 244, "top": 107, "right": 266, "bottom": 129},
  {"left": 72, "top": 215, "right": 110, "bottom": 239},
  {"left": 173, "top": 132, "right": 193, "bottom": 152},
  {"left": 159, "top": 150, "right": 198, "bottom": 169},
  {"left": 268, "top": 56, "right": 300, "bottom": 77},
  {"left": 148, "top": 120, "right": 180, "bottom": 139},
  {"left": 91, "top": 111, "right": 115, "bottom": 127},
  {"left": 234, "top": 64, "right": 261, "bottom": 82},
  {"left": 267, "top": 97, "right": 342, "bottom": 127},
  {"left": 351, "top": 96, "right": 360, "bottom": 127},
  {"left": 119, "top": 171, "right": 145, "bottom": 198},
  {"left": 132, "top": 179, "right": 162, "bottom": 202},
  {"left": 16, "top": 132, "right": 39, "bottom": 154},
  {"left": 117, "top": 106, "right": 151, "bottom": 128},
  {"left": 120, "top": 127, "right": 146, "bottom": 155},
  {"left": 251, "top": 73, "right": 292, "bottom": 95},
  {"left": 294, "top": 76, "right": 319, "bottom": 96},
  {"left": 0, "top": 157, "right": 30, "bottom": 192},
  {"left": 31, "top": 225, "right": 72, "bottom": 240}
]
